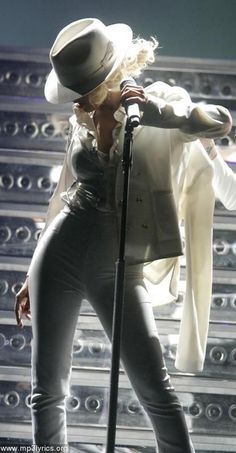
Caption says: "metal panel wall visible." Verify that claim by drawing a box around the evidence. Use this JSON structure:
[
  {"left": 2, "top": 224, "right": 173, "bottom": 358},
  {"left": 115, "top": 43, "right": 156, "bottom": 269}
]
[{"left": 0, "top": 47, "right": 236, "bottom": 452}]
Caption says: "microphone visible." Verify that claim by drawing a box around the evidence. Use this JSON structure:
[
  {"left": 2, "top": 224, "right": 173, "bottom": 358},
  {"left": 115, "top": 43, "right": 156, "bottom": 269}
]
[{"left": 120, "top": 78, "right": 140, "bottom": 128}]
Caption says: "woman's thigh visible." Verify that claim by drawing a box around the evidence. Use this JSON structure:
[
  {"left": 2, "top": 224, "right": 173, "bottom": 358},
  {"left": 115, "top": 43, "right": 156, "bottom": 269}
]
[
  {"left": 84, "top": 211, "right": 170, "bottom": 396},
  {"left": 86, "top": 262, "right": 172, "bottom": 400}
]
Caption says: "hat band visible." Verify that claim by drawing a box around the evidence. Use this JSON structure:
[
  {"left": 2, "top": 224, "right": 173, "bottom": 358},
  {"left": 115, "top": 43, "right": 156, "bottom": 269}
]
[
  {"left": 55, "top": 41, "right": 117, "bottom": 97},
  {"left": 63, "top": 63, "right": 114, "bottom": 96}
]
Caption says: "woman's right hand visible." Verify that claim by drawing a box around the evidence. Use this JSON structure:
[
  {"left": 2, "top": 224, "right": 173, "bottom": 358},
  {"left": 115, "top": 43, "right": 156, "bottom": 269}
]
[
  {"left": 15, "top": 278, "right": 31, "bottom": 328},
  {"left": 200, "top": 138, "right": 218, "bottom": 160}
]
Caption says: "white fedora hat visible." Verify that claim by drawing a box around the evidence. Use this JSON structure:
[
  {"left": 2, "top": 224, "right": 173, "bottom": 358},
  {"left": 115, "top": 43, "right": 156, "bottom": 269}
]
[{"left": 44, "top": 18, "right": 133, "bottom": 104}]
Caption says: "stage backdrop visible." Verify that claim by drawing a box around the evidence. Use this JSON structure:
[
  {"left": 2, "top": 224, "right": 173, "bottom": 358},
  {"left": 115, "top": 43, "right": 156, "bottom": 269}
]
[{"left": 0, "top": 0, "right": 235, "bottom": 59}]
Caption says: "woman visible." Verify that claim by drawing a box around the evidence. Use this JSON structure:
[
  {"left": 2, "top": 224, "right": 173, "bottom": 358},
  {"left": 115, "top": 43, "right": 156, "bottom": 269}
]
[{"left": 15, "top": 18, "right": 232, "bottom": 452}]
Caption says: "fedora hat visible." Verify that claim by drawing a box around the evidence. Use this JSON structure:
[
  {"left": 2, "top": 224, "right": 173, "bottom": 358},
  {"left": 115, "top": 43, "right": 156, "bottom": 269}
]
[{"left": 44, "top": 18, "right": 133, "bottom": 104}]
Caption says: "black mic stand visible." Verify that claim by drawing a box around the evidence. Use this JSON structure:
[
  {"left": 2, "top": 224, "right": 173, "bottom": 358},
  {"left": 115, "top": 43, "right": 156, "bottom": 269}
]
[{"left": 105, "top": 117, "right": 137, "bottom": 453}]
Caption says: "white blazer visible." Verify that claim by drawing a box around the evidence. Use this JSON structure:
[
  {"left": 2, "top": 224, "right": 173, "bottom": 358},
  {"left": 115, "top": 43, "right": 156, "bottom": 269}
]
[{"left": 213, "top": 151, "right": 236, "bottom": 210}]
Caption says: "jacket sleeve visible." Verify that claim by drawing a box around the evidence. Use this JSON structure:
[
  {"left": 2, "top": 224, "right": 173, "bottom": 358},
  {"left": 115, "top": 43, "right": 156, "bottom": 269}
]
[
  {"left": 175, "top": 141, "right": 215, "bottom": 372},
  {"left": 36, "top": 153, "right": 71, "bottom": 242},
  {"left": 26, "top": 122, "right": 75, "bottom": 277},
  {"left": 141, "top": 81, "right": 232, "bottom": 140},
  {"left": 212, "top": 151, "right": 236, "bottom": 210},
  {"left": 38, "top": 122, "right": 76, "bottom": 242}
]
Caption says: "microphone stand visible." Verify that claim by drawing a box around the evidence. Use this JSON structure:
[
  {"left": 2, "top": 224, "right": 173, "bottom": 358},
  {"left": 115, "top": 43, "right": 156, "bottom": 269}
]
[{"left": 105, "top": 117, "right": 137, "bottom": 453}]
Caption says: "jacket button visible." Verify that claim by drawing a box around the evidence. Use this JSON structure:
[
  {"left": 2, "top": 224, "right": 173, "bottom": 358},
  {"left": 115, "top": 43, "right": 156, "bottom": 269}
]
[
  {"left": 118, "top": 200, "right": 123, "bottom": 207},
  {"left": 136, "top": 196, "right": 143, "bottom": 203},
  {"left": 141, "top": 223, "right": 148, "bottom": 229}
]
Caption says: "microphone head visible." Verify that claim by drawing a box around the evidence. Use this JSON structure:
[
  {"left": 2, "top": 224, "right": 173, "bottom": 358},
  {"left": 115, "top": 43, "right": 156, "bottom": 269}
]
[
  {"left": 119, "top": 77, "right": 140, "bottom": 128},
  {"left": 120, "top": 77, "right": 137, "bottom": 90}
]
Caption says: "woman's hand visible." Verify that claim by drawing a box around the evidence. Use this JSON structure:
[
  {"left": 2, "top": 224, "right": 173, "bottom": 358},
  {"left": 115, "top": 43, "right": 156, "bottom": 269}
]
[
  {"left": 15, "top": 278, "right": 31, "bottom": 328},
  {"left": 120, "top": 82, "right": 147, "bottom": 109},
  {"left": 200, "top": 138, "right": 218, "bottom": 160}
]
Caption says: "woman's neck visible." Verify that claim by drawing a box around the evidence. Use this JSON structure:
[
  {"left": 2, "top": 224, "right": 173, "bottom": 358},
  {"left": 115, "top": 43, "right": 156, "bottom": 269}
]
[{"left": 99, "top": 90, "right": 121, "bottom": 113}]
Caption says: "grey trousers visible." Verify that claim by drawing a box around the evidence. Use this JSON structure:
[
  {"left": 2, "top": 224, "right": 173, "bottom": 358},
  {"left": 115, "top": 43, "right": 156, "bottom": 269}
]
[{"left": 29, "top": 205, "right": 195, "bottom": 453}]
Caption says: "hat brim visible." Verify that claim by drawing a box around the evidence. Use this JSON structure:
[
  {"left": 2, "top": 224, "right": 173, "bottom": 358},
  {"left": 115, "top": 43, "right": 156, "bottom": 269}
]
[{"left": 44, "top": 23, "right": 133, "bottom": 104}]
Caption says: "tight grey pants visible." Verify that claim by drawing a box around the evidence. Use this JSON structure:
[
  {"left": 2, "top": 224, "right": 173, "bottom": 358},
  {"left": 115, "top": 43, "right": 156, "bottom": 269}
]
[{"left": 29, "top": 205, "right": 194, "bottom": 453}]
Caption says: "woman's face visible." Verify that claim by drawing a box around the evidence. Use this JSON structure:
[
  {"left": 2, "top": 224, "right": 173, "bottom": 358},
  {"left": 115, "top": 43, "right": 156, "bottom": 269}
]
[
  {"left": 74, "top": 89, "right": 120, "bottom": 113},
  {"left": 74, "top": 95, "right": 95, "bottom": 112}
]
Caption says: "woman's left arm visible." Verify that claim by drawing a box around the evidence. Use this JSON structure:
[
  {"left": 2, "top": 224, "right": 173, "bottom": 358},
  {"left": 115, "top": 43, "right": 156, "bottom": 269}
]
[
  {"left": 120, "top": 82, "right": 232, "bottom": 139},
  {"left": 143, "top": 92, "right": 232, "bottom": 139}
]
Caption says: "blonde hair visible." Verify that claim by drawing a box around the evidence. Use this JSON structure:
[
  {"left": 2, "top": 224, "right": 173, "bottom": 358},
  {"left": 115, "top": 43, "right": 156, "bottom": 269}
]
[{"left": 74, "top": 36, "right": 158, "bottom": 112}]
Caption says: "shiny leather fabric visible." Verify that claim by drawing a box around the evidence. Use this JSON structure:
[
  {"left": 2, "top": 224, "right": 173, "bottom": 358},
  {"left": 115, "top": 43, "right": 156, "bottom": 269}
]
[{"left": 29, "top": 205, "right": 195, "bottom": 452}]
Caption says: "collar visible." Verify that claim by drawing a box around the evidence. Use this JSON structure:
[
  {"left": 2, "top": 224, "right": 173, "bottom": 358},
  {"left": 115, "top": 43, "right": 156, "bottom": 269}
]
[
  {"left": 73, "top": 104, "right": 126, "bottom": 130},
  {"left": 71, "top": 104, "right": 126, "bottom": 158}
]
